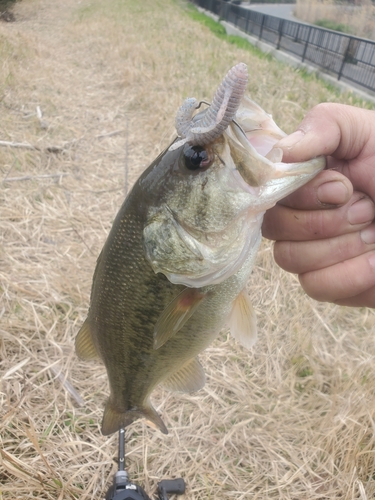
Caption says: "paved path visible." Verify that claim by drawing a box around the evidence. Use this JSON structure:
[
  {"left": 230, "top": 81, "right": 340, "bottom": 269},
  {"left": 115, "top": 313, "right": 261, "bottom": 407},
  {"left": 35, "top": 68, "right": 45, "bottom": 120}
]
[{"left": 241, "top": 3, "right": 300, "bottom": 22}]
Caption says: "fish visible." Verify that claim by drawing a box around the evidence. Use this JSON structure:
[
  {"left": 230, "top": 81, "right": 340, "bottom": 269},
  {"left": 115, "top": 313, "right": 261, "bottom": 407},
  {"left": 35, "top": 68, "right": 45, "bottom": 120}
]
[{"left": 76, "top": 63, "right": 325, "bottom": 436}]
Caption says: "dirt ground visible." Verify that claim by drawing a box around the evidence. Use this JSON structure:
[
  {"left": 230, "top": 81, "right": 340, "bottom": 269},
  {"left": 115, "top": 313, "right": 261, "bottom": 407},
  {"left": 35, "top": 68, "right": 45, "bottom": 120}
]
[{"left": 1, "top": 0, "right": 375, "bottom": 499}]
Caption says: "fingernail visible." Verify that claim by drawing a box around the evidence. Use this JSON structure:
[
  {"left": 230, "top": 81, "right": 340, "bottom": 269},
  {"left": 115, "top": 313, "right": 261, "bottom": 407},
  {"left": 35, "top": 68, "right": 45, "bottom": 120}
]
[
  {"left": 317, "top": 181, "right": 349, "bottom": 206},
  {"left": 347, "top": 198, "right": 375, "bottom": 225},
  {"left": 277, "top": 130, "right": 305, "bottom": 150},
  {"left": 361, "top": 225, "right": 375, "bottom": 244}
]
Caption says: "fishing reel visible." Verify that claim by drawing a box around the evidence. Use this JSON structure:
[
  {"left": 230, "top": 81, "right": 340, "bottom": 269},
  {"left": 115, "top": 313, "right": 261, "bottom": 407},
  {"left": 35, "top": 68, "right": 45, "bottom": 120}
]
[{"left": 105, "top": 429, "right": 186, "bottom": 500}]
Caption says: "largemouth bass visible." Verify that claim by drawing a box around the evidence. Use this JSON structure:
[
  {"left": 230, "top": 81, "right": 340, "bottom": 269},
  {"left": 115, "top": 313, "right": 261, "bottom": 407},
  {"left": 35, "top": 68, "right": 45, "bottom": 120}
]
[{"left": 76, "top": 63, "right": 325, "bottom": 435}]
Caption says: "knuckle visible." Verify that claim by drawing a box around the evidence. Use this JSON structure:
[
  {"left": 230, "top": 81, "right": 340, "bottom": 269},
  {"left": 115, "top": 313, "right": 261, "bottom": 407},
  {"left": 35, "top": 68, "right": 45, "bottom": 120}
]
[
  {"left": 299, "top": 270, "right": 332, "bottom": 302},
  {"left": 274, "top": 241, "right": 297, "bottom": 272}
]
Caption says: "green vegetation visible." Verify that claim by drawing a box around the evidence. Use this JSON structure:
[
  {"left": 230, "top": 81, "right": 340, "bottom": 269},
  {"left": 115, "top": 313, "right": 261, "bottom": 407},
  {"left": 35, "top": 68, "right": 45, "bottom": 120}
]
[
  {"left": 185, "top": 4, "right": 374, "bottom": 110},
  {"left": 185, "top": 5, "right": 271, "bottom": 60},
  {"left": 295, "top": 0, "right": 375, "bottom": 40},
  {"left": 185, "top": 7, "right": 226, "bottom": 36},
  {"left": 315, "top": 18, "right": 352, "bottom": 34}
]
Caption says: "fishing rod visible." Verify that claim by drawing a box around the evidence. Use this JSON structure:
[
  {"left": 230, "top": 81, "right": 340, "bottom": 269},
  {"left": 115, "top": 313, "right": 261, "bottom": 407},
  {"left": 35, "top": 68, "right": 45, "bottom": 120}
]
[{"left": 105, "top": 428, "right": 186, "bottom": 500}]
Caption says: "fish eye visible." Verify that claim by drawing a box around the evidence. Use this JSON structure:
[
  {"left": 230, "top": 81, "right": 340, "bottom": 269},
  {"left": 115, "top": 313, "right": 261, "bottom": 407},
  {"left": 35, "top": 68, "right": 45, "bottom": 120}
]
[{"left": 183, "top": 145, "right": 212, "bottom": 171}]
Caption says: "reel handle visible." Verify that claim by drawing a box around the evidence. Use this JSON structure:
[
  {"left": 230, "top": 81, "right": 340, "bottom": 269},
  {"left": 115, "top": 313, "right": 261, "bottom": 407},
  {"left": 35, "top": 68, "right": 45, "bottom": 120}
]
[{"left": 157, "top": 478, "right": 186, "bottom": 499}]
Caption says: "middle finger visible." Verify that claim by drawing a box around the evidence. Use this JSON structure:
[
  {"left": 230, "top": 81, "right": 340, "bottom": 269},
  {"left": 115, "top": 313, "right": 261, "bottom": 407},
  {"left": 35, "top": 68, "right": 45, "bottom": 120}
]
[
  {"left": 263, "top": 193, "right": 375, "bottom": 242},
  {"left": 273, "top": 223, "right": 375, "bottom": 274}
]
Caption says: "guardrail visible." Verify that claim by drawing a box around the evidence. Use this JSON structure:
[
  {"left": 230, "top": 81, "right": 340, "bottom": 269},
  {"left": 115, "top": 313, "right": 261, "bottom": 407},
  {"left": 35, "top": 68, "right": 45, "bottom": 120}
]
[{"left": 191, "top": 0, "right": 375, "bottom": 94}]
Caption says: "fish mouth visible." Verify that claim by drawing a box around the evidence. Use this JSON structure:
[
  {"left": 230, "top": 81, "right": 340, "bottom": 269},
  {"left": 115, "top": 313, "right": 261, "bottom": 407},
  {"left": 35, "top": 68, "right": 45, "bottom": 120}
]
[{"left": 227, "top": 112, "right": 325, "bottom": 190}]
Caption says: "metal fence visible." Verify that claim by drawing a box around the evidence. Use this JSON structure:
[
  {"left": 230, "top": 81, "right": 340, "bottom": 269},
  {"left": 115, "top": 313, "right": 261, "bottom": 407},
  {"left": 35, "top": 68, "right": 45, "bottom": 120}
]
[{"left": 191, "top": 0, "right": 375, "bottom": 94}]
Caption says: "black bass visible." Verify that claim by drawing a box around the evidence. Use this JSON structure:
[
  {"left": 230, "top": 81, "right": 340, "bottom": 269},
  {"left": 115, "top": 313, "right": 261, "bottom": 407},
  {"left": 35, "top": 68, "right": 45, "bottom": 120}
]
[{"left": 76, "top": 63, "right": 325, "bottom": 435}]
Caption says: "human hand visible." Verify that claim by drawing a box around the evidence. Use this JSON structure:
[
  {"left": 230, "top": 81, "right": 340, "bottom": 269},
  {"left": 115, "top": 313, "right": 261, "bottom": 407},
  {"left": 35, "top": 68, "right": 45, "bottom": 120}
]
[{"left": 262, "top": 103, "right": 375, "bottom": 307}]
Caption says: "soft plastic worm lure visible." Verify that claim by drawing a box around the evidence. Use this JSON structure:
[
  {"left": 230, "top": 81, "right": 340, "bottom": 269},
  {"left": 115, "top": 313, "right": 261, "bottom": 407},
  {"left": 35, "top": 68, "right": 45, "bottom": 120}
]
[{"left": 169, "top": 63, "right": 248, "bottom": 151}]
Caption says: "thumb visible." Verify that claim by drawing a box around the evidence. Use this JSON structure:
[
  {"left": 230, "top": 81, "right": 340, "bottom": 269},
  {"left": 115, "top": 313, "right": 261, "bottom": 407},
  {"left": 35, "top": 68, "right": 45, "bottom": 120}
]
[{"left": 275, "top": 103, "right": 373, "bottom": 163}]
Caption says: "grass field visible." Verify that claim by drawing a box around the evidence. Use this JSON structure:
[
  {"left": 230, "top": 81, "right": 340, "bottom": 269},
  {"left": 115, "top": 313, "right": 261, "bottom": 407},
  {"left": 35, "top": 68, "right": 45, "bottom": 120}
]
[
  {"left": 1, "top": 0, "right": 375, "bottom": 499},
  {"left": 295, "top": 0, "right": 375, "bottom": 39}
]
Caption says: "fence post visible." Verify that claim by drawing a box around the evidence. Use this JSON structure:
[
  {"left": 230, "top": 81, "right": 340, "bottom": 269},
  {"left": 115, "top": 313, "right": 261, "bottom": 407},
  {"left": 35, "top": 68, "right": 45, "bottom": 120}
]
[
  {"left": 245, "top": 9, "right": 250, "bottom": 34},
  {"left": 259, "top": 14, "right": 265, "bottom": 41},
  {"left": 294, "top": 23, "right": 300, "bottom": 43},
  {"left": 218, "top": 0, "right": 223, "bottom": 20},
  {"left": 214, "top": 0, "right": 219, "bottom": 15},
  {"left": 235, "top": 6, "right": 241, "bottom": 28},
  {"left": 302, "top": 25, "right": 312, "bottom": 62},
  {"left": 276, "top": 19, "right": 284, "bottom": 50},
  {"left": 338, "top": 36, "right": 353, "bottom": 81},
  {"left": 221, "top": 0, "right": 228, "bottom": 22}
]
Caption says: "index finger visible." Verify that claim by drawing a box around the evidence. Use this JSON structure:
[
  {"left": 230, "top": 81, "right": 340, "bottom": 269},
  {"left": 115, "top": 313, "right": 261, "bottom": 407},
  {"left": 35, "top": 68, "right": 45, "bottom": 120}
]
[{"left": 278, "top": 169, "right": 352, "bottom": 210}]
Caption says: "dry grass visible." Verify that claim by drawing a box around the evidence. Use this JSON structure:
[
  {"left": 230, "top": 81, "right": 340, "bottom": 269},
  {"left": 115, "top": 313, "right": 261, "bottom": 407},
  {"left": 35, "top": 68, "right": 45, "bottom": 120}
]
[
  {"left": 295, "top": 0, "right": 375, "bottom": 39},
  {"left": 1, "top": 0, "right": 375, "bottom": 498}
]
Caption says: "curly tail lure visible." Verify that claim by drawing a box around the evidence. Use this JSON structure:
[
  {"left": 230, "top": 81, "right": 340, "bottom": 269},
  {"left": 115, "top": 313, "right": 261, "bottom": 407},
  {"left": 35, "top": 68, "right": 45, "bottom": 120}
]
[{"left": 169, "top": 63, "right": 248, "bottom": 151}]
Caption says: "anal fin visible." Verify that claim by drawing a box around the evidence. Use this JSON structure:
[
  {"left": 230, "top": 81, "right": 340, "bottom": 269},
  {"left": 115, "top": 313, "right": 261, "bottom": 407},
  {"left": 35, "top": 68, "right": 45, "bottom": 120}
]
[
  {"left": 162, "top": 357, "right": 206, "bottom": 393},
  {"left": 75, "top": 319, "right": 100, "bottom": 360}
]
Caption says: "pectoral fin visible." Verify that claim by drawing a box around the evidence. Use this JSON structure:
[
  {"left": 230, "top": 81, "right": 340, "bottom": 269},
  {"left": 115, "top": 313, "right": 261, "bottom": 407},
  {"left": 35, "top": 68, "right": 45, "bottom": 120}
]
[
  {"left": 227, "top": 289, "right": 257, "bottom": 349},
  {"left": 162, "top": 357, "right": 206, "bottom": 393},
  {"left": 75, "top": 319, "right": 100, "bottom": 360},
  {"left": 154, "top": 288, "right": 206, "bottom": 349}
]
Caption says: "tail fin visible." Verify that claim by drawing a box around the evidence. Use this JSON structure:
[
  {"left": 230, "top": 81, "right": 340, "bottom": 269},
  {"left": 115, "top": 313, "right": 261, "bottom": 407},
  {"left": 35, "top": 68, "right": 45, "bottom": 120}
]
[{"left": 101, "top": 399, "right": 168, "bottom": 436}]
